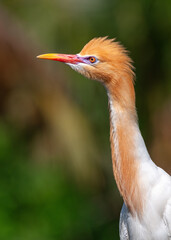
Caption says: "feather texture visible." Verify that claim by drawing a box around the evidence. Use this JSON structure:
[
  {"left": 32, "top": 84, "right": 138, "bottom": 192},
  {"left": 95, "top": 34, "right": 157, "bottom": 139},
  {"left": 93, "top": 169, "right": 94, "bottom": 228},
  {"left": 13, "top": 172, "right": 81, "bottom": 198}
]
[{"left": 79, "top": 38, "right": 171, "bottom": 239}]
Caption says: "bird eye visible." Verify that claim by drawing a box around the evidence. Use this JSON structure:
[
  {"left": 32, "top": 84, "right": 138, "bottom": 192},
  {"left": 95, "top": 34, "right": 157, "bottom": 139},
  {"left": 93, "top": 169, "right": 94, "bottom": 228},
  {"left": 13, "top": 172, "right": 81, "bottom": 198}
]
[{"left": 89, "top": 56, "right": 96, "bottom": 63}]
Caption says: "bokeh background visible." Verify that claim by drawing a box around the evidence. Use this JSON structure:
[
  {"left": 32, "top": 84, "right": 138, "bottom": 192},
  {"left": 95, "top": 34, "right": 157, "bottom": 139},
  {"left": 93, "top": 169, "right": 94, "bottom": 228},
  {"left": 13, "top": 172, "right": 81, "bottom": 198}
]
[{"left": 0, "top": 0, "right": 170, "bottom": 239}]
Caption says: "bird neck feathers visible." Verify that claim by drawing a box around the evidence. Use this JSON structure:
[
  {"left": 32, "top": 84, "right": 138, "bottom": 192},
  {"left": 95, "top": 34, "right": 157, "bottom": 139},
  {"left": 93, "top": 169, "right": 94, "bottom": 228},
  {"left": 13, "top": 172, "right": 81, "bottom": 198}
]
[{"left": 108, "top": 89, "right": 145, "bottom": 216}]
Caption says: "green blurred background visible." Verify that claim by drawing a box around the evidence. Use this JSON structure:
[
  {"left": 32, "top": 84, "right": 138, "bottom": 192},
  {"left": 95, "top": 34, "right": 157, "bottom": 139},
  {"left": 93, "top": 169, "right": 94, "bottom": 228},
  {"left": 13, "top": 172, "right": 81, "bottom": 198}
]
[{"left": 0, "top": 0, "right": 170, "bottom": 239}]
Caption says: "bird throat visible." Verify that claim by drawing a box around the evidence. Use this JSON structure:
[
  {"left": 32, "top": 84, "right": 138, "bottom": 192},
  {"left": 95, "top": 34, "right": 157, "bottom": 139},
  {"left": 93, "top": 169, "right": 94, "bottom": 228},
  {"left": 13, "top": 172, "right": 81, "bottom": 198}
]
[{"left": 108, "top": 94, "right": 143, "bottom": 216}]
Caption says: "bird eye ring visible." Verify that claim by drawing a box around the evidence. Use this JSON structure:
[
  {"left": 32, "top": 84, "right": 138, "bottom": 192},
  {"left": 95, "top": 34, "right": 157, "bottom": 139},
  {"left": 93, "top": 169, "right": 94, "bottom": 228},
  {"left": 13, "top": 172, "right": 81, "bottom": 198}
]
[{"left": 89, "top": 56, "right": 96, "bottom": 63}]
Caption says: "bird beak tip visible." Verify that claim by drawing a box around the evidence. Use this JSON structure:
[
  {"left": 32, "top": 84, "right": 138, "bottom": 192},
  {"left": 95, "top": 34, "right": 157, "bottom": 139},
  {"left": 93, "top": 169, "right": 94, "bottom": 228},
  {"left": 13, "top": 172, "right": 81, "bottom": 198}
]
[{"left": 36, "top": 53, "right": 55, "bottom": 60}]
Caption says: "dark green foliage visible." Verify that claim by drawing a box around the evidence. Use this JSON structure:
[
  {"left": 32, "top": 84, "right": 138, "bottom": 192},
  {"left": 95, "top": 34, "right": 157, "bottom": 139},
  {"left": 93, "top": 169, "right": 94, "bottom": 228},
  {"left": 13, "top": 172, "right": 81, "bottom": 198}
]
[{"left": 0, "top": 122, "right": 119, "bottom": 240}]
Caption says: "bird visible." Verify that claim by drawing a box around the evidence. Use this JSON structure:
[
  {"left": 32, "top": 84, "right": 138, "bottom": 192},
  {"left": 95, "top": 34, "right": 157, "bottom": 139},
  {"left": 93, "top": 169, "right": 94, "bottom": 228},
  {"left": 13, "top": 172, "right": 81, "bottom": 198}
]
[{"left": 37, "top": 37, "right": 171, "bottom": 240}]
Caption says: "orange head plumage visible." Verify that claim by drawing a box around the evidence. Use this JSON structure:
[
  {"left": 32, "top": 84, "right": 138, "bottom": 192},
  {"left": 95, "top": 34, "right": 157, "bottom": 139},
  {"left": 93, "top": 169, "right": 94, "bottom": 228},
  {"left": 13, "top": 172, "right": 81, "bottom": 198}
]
[{"left": 37, "top": 37, "right": 135, "bottom": 108}]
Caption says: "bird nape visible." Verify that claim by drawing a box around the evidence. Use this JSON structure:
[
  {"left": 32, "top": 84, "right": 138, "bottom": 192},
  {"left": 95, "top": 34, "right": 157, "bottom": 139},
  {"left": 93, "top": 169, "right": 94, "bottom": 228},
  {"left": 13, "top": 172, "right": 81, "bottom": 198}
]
[{"left": 37, "top": 37, "right": 171, "bottom": 240}]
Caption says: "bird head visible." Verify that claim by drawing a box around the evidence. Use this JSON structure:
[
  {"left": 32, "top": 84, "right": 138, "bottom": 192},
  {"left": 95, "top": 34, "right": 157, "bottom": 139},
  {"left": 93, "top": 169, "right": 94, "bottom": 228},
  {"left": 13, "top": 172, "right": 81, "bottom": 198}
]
[
  {"left": 37, "top": 37, "right": 134, "bottom": 87},
  {"left": 37, "top": 37, "right": 136, "bottom": 108}
]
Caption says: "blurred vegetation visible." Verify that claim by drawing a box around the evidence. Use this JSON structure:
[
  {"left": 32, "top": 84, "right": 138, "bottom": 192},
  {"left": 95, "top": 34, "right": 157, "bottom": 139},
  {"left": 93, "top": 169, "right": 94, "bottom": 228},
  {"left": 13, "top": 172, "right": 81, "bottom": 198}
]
[{"left": 0, "top": 0, "right": 170, "bottom": 239}]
